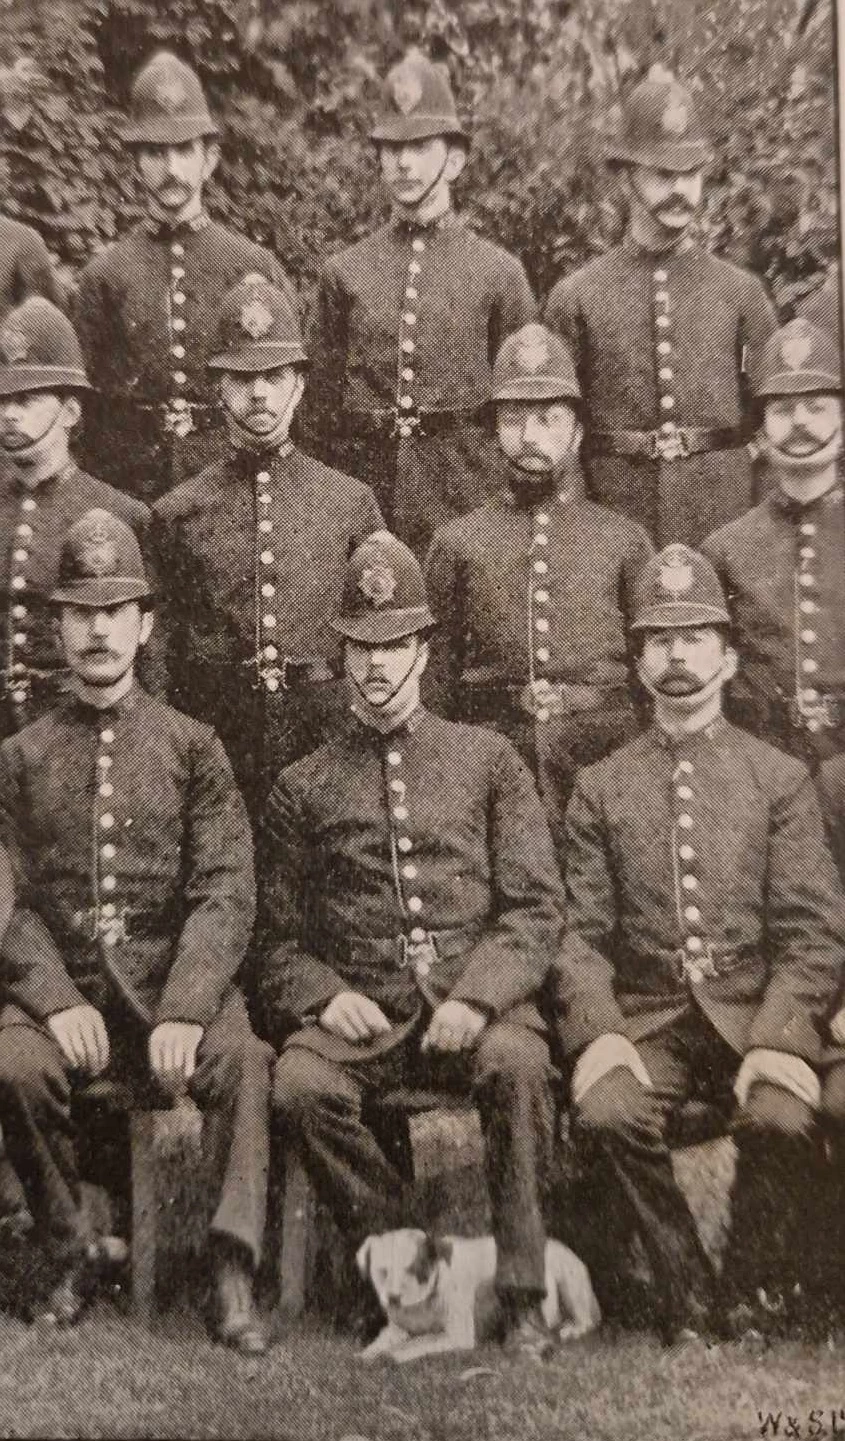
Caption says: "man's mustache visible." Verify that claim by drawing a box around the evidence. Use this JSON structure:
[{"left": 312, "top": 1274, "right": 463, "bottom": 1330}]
[{"left": 655, "top": 663, "right": 702, "bottom": 693}]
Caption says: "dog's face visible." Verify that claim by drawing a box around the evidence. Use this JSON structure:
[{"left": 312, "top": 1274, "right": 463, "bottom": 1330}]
[{"left": 356, "top": 1229, "right": 453, "bottom": 1321}]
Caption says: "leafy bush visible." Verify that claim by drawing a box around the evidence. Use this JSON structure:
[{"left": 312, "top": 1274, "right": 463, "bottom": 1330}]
[{"left": 0, "top": 0, "right": 836, "bottom": 310}]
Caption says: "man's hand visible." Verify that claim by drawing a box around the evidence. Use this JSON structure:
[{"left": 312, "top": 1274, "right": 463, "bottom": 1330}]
[
  {"left": 830, "top": 1008, "right": 845, "bottom": 1046},
  {"left": 734, "top": 1047, "right": 821, "bottom": 1111},
  {"left": 149, "top": 1021, "right": 204, "bottom": 1094},
  {"left": 47, "top": 1005, "right": 110, "bottom": 1076},
  {"left": 422, "top": 1000, "right": 487, "bottom": 1054},
  {"left": 571, "top": 1032, "right": 652, "bottom": 1107},
  {"left": 319, "top": 992, "right": 393, "bottom": 1044}
]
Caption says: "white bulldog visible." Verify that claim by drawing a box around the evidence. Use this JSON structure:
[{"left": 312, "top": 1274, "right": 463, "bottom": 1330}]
[{"left": 356, "top": 1228, "right": 600, "bottom": 1363}]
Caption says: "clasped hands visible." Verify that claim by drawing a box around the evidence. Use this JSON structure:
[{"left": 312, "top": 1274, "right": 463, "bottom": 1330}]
[
  {"left": 47, "top": 1005, "right": 203, "bottom": 1093},
  {"left": 319, "top": 991, "right": 486, "bottom": 1052}
]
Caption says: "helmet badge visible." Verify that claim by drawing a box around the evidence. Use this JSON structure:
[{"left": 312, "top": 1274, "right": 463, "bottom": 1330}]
[
  {"left": 515, "top": 331, "right": 550, "bottom": 375},
  {"left": 240, "top": 298, "right": 274, "bottom": 340},
  {"left": 0, "top": 328, "right": 28, "bottom": 364},
  {"left": 154, "top": 76, "right": 187, "bottom": 114},
  {"left": 659, "top": 544, "right": 694, "bottom": 597},
  {"left": 661, "top": 93, "right": 689, "bottom": 137},
  {"left": 780, "top": 328, "right": 814, "bottom": 372},
  {"left": 359, "top": 564, "right": 397, "bottom": 608},
  {"left": 391, "top": 65, "right": 423, "bottom": 115}
]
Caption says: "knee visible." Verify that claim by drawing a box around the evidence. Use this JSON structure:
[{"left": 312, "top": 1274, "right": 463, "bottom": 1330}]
[
  {"left": 0, "top": 1027, "right": 64, "bottom": 1104},
  {"left": 737, "top": 1081, "right": 814, "bottom": 1142},
  {"left": 472, "top": 1023, "right": 551, "bottom": 1091},
  {"left": 272, "top": 1049, "right": 335, "bottom": 1124},
  {"left": 575, "top": 1067, "right": 655, "bottom": 1143},
  {"left": 192, "top": 1031, "right": 272, "bottom": 1107}
]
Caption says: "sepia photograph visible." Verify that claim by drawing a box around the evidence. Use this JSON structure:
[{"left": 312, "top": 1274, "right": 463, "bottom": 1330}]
[{"left": 0, "top": 0, "right": 840, "bottom": 1435}]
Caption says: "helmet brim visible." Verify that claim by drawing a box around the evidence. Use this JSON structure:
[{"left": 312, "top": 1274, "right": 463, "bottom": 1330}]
[
  {"left": 370, "top": 116, "right": 468, "bottom": 144},
  {"left": 492, "top": 377, "right": 582, "bottom": 404},
  {"left": 50, "top": 579, "right": 153, "bottom": 608},
  {"left": 332, "top": 607, "right": 436, "bottom": 644},
  {"left": 207, "top": 343, "right": 308, "bottom": 373},
  {"left": 120, "top": 116, "right": 219, "bottom": 145},
  {"left": 0, "top": 367, "right": 90, "bottom": 397},
  {"left": 605, "top": 140, "right": 710, "bottom": 172},
  {"left": 631, "top": 602, "right": 731, "bottom": 631},
  {"left": 755, "top": 370, "right": 841, "bottom": 399}
]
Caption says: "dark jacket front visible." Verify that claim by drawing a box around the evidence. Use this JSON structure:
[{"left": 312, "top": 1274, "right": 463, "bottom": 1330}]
[
  {"left": 543, "top": 242, "right": 777, "bottom": 545},
  {"left": 153, "top": 443, "right": 383, "bottom": 815},
  {"left": 0, "top": 686, "right": 255, "bottom": 1031},
  {"left": 255, "top": 708, "right": 565, "bottom": 1056},
  {"left": 0, "top": 215, "right": 64, "bottom": 318},
  {"left": 306, "top": 214, "right": 535, "bottom": 422},
  {"left": 703, "top": 482, "right": 845, "bottom": 764},
  {"left": 425, "top": 469, "right": 652, "bottom": 702},
  {"left": 554, "top": 719, "right": 845, "bottom": 1064},
  {"left": 0, "top": 462, "right": 154, "bottom": 736},
  {"left": 74, "top": 216, "right": 297, "bottom": 501}
]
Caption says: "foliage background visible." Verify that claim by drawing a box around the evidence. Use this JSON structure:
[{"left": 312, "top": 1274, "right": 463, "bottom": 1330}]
[{"left": 0, "top": 0, "right": 837, "bottom": 311}]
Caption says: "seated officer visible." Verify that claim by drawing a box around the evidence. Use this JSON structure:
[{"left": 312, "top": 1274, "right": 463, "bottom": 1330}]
[
  {"left": 704, "top": 319, "right": 845, "bottom": 769},
  {"left": 425, "top": 323, "right": 652, "bottom": 848},
  {"left": 0, "top": 298, "right": 153, "bottom": 738},
  {"left": 154, "top": 274, "right": 384, "bottom": 822},
  {"left": 0, "top": 510, "right": 270, "bottom": 1351},
  {"left": 258, "top": 532, "right": 566, "bottom": 1358},
  {"left": 552, "top": 544, "right": 845, "bottom": 1343}
]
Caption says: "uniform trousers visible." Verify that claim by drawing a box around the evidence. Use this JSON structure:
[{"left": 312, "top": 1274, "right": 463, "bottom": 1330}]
[
  {"left": 0, "top": 990, "right": 273, "bottom": 1269},
  {"left": 801, "top": 1057, "right": 845, "bottom": 1304},
  {"left": 565, "top": 1006, "right": 816, "bottom": 1330},
  {"left": 272, "top": 1019, "right": 557, "bottom": 1297}
]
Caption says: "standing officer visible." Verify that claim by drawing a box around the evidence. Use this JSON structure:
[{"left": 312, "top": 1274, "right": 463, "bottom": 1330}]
[
  {"left": 74, "top": 50, "right": 297, "bottom": 503},
  {"left": 0, "top": 509, "right": 271, "bottom": 1349},
  {"left": 0, "top": 213, "right": 64, "bottom": 320},
  {"left": 798, "top": 262, "right": 839, "bottom": 335},
  {"left": 703, "top": 319, "right": 845, "bottom": 769},
  {"left": 259, "top": 532, "right": 567, "bottom": 1358},
  {"left": 0, "top": 297, "right": 153, "bottom": 738},
  {"left": 154, "top": 275, "right": 384, "bottom": 822},
  {"left": 544, "top": 70, "right": 777, "bottom": 547},
  {"left": 552, "top": 544, "right": 845, "bottom": 1342},
  {"left": 304, "top": 48, "right": 535, "bottom": 555},
  {"left": 425, "top": 323, "right": 652, "bottom": 848}
]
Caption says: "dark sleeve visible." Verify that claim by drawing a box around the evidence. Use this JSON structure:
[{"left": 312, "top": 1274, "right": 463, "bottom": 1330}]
[
  {"left": 747, "top": 766, "right": 845, "bottom": 1060},
  {"left": 261, "top": 248, "right": 302, "bottom": 320},
  {"left": 148, "top": 506, "right": 203, "bottom": 714},
  {"left": 488, "top": 253, "right": 537, "bottom": 363},
  {"left": 550, "top": 773, "right": 630, "bottom": 1056},
  {"left": 817, "top": 759, "right": 845, "bottom": 888},
  {"left": 72, "top": 261, "right": 114, "bottom": 390},
  {"left": 156, "top": 731, "right": 256, "bottom": 1028},
  {"left": 739, "top": 272, "right": 777, "bottom": 414},
  {"left": 253, "top": 773, "right": 348, "bottom": 1050},
  {"left": 300, "top": 262, "right": 349, "bottom": 460},
  {"left": 0, "top": 746, "right": 87, "bottom": 1020},
  {"left": 620, "top": 525, "right": 655, "bottom": 620},
  {"left": 133, "top": 506, "right": 167, "bottom": 699},
  {"left": 422, "top": 531, "right": 464, "bottom": 718},
  {"left": 16, "top": 226, "right": 65, "bottom": 310},
  {"left": 354, "top": 486, "right": 386, "bottom": 543},
  {"left": 447, "top": 741, "right": 566, "bottom": 1016},
  {"left": 542, "top": 275, "right": 582, "bottom": 355}
]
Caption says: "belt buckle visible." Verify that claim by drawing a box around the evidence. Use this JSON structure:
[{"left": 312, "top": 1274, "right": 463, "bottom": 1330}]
[
  {"left": 98, "top": 905, "right": 129, "bottom": 946},
  {"left": 677, "top": 943, "right": 718, "bottom": 986},
  {"left": 789, "top": 694, "right": 837, "bottom": 731},
  {"left": 519, "top": 680, "right": 566, "bottom": 718},
  {"left": 651, "top": 428, "right": 690, "bottom": 462},
  {"left": 163, "top": 402, "right": 195, "bottom": 439},
  {"left": 391, "top": 409, "right": 423, "bottom": 440},
  {"left": 401, "top": 933, "right": 437, "bottom": 978}
]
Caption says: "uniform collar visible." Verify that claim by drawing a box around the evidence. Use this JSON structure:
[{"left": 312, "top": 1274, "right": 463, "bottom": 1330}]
[
  {"left": 622, "top": 231, "right": 697, "bottom": 263},
  {"left": 392, "top": 209, "right": 460, "bottom": 238},
  {"left": 65, "top": 682, "right": 144, "bottom": 726},
  {"left": 352, "top": 703, "right": 427, "bottom": 744},
  {"left": 500, "top": 459, "right": 584, "bottom": 511},
  {"left": 10, "top": 457, "right": 77, "bottom": 494},
  {"left": 770, "top": 480, "right": 844, "bottom": 521},
  {"left": 144, "top": 210, "right": 211, "bottom": 241},
  {"left": 230, "top": 439, "right": 295, "bottom": 475},
  {"left": 652, "top": 712, "right": 726, "bottom": 750}
]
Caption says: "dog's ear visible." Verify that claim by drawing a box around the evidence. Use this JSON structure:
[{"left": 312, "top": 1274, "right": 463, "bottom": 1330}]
[
  {"left": 410, "top": 1231, "right": 440, "bottom": 1282},
  {"left": 433, "top": 1237, "right": 453, "bottom": 1265},
  {"left": 356, "top": 1236, "right": 374, "bottom": 1280}
]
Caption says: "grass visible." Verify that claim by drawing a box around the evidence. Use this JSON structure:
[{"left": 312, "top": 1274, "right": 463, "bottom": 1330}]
[{"left": 1, "top": 1107, "right": 843, "bottom": 1439}]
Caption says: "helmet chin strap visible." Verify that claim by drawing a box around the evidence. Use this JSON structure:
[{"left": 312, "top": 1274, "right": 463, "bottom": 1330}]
[
  {"left": 348, "top": 643, "right": 427, "bottom": 734},
  {"left": 391, "top": 148, "right": 453, "bottom": 219},
  {"left": 639, "top": 655, "right": 732, "bottom": 715},
  {"left": 761, "top": 427, "right": 843, "bottom": 479},
  {"left": 2, "top": 398, "right": 68, "bottom": 470},
  {"left": 224, "top": 383, "right": 302, "bottom": 453}
]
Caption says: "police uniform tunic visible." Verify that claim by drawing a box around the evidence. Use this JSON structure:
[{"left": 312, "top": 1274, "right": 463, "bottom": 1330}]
[
  {"left": 260, "top": 707, "right": 564, "bottom": 1288},
  {"left": 0, "top": 463, "right": 152, "bottom": 736},
  {"left": 0, "top": 686, "right": 270, "bottom": 1264},
  {"left": 424, "top": 466, "right": 652, "bottom": 842},
  {"left": 552, "top": 718, "right": 845, "bottom": 1324},
  {"left": 74, "top": 216, "right": 297, "bottom": 502},
  {"left": 543, "top": 243, "right": 777, "bottom": 545},
  {"left": 304, "top": 214, "right": 536, "bottom": 554},
  {"left": 703, "top": 483, "right": 845, "bottom": 767},
  {"left": 0, "top": 216, "right": 64, "bottom": 320},
  {"left": 154, "top": 443, "right": 384, "bottom": 820}
]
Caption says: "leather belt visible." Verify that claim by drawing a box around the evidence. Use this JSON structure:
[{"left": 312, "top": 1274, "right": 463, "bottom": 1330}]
[
  {"left": 786, "top": 692, "right": 845, "bottom": 732},
  {"left": 338, "top": 924, "right": 481, "bottom": 972},
  {"left": 590, "top": 425, "right": 746, "bottom": 462},
  {"left": 242, "top": 654, "right": 335, "bottom": 693},
  {"left": 68, "top": 905, "right": 176, "bottom": 942},
  {"left": 672, "top": 942, "right": 752, "bottom": 985},
  {"left": 510, "top": 680, "right": 626, "bottom": 718}
]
